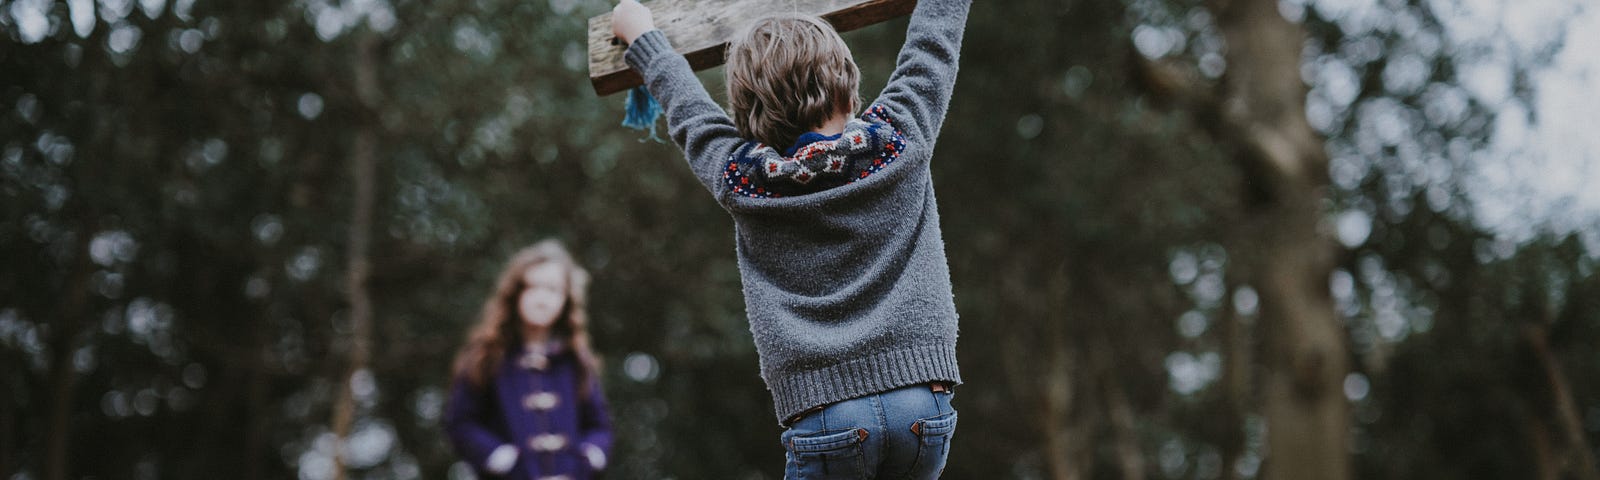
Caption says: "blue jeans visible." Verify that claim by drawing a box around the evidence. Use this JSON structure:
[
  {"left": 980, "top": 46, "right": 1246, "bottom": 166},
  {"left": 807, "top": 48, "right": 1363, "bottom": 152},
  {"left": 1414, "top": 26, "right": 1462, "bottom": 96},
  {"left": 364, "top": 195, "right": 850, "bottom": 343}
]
[{"left": 780, "top": 384, "right": 957, "bottom": 480}]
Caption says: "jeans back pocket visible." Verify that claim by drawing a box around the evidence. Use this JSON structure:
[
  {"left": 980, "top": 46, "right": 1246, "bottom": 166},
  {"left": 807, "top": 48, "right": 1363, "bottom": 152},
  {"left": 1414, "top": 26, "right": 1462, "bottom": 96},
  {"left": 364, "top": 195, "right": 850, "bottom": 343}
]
[
  {"left": 783, "top": 428, "right": 869, "bottom": 480},
  {"left": 908, "top": 411, "right": 957, "bottom": 478}
]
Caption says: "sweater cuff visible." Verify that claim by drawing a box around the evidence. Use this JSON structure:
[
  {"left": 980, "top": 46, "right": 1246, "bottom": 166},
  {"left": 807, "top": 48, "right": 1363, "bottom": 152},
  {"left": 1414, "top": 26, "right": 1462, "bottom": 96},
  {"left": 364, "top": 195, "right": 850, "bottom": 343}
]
[{"left": 624, "top": 29, "right": 674, "bottom": 73}]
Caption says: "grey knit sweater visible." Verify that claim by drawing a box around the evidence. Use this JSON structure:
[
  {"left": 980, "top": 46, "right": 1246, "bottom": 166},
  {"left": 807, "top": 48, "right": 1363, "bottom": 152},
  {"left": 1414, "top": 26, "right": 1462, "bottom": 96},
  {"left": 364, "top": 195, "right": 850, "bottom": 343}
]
[{"left": 624, "top": 0, "right": 971, "bottom": 423}]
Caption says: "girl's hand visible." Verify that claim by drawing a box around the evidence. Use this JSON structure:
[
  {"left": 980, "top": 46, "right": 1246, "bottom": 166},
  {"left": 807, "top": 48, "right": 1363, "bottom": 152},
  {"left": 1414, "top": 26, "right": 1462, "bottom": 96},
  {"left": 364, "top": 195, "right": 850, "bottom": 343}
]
[{"left": 611, "top": 0, "right": 655, "bottom": 45}]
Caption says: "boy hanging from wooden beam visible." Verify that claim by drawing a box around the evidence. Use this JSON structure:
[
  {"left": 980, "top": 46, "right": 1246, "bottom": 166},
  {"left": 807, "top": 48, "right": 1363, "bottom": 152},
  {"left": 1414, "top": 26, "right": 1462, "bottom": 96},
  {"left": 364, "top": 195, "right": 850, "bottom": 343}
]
[{"left": 609, "top": 0, "right": 970, "bottom": 476}]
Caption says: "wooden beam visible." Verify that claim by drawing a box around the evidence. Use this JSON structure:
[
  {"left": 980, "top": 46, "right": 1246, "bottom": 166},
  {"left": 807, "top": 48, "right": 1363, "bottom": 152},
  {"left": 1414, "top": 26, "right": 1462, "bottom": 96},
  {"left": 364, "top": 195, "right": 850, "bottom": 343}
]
[{"left": 587, "top": 0, "right": 917, "bottom": 96}]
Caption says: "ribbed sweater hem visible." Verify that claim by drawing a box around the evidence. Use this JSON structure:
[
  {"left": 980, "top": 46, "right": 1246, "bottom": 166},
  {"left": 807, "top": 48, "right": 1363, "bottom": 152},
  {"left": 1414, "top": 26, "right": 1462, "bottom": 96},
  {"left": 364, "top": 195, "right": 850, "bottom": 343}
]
[{"left": 767, "top": 342, "right": 962, "bottom": 424}]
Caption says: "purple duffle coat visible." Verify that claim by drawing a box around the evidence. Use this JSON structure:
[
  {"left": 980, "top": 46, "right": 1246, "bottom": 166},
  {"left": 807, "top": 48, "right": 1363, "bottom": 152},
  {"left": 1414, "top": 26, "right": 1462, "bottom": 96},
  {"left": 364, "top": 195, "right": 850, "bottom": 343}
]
[{"left": 444, "top": 344, "right": 613, "bottom": 479}]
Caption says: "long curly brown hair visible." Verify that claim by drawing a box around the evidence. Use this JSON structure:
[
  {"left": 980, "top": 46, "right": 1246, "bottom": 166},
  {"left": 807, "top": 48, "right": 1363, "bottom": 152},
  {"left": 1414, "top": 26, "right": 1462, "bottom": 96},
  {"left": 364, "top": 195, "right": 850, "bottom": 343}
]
[{"left": 451, "top": 240, "right": 601, "bottom": 397}]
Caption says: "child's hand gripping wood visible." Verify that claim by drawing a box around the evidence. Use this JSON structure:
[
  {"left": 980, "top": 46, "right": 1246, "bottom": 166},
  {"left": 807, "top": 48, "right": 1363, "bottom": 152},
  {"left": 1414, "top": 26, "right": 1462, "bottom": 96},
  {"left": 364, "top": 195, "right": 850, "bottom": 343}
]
[
  {"left": 610, "top": 0, "right": 655, "bottom": 46},
  {"left": 608, "top": 0, "right": 666, "bottom": 139}
]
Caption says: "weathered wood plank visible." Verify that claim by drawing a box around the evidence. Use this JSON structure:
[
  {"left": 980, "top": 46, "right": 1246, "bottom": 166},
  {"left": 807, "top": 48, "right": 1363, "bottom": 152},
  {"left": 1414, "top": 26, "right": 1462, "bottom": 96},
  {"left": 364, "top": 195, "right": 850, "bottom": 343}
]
[{"left": 587, "top": 0, "right": 917, "bottom": 96}]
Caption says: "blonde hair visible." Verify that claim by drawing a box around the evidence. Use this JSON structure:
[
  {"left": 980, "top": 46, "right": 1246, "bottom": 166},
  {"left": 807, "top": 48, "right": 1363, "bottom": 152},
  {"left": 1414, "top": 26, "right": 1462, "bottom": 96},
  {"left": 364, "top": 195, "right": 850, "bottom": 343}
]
[
  {"left": 451, "top": 239, "right": 601, "bottom": 398},
  {"left": 726, "top": 14, "right": 861, "bottom": 149}
]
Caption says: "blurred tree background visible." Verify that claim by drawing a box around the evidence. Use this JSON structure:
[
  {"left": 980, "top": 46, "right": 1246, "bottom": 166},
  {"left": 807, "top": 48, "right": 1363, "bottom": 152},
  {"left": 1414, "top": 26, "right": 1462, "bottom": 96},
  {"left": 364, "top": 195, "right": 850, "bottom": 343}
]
[{"left": 2, "top": 0, "right": 1597, "bottom": 479}]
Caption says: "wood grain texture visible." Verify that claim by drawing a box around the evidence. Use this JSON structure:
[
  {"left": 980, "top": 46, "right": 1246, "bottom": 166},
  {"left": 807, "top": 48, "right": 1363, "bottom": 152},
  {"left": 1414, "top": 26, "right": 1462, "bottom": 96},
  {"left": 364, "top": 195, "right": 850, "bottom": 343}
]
[{"left": 587, "top": 0, "right": 916, "bottom": 95}]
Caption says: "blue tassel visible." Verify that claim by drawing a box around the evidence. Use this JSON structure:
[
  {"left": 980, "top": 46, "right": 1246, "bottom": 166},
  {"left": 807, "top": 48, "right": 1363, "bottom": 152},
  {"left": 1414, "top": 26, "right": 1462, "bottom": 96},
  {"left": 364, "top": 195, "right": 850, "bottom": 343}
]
[{"left": 621, "top": 85, "right": 664, "bottom": 143}]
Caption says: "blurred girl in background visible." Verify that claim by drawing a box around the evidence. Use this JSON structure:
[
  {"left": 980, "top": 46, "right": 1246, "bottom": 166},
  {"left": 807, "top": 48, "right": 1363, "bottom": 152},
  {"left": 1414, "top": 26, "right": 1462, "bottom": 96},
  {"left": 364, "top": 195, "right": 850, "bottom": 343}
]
[{"left": 445, "top": 240, "right": 612, "bottom": 479}]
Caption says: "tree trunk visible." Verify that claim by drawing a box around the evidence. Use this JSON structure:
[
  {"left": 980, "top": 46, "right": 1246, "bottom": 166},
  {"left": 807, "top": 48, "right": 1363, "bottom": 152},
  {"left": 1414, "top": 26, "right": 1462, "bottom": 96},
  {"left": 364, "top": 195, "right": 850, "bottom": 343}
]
[
  {"left": 997, "top": 258, "right": 1091, "bottom": 480},
  {"left": 1254, "top": 201, "right": 1347, "bottom": 480},
  {"left": 1218, "top": 279, "right": 1250, "bottom": 480},
  {"left": 1204, "top": 1, "right": 1351, "bottom": 479},
  {"left": 331, "top": 32, "right": 382, "bottom": 480},
  {"left": 1529, "top": 419, "right": 1560, "bottom": 480},
  {"left": 1042, "top": 349, "right": 1094, "bottom": 480},
  {"left": 245, "top": 348, "right": 270, "bottom": 480},
  {"left": 2, "top": 368, "right": 16, "bottom": 477},
  {"left": 1522, "top": 323, "right": 1600, "bottom": 480},
  {"left": 1104, "top": 373, "right": 1146, "bottom": 480},
  {"left": 44, "top": 229, "right": 95, "bottom": 480}
]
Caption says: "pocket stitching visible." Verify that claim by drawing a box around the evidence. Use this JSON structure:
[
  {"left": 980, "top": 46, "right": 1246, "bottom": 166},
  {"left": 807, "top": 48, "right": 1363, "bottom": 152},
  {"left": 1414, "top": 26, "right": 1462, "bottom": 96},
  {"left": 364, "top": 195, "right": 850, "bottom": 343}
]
[
  {"left": 914, "top": 411, "right": 957, "bottom": 438},
  {"left": 788, "top": 427, "right": 868, "bottom": 453}
]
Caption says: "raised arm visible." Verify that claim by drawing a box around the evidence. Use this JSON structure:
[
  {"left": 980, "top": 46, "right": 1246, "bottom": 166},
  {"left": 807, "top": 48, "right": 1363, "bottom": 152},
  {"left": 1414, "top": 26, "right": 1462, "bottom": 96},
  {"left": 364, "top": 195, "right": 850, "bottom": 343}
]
[
  {"left": 614, "top": 0, "right": 741, "bottom": 203},
  {"left": 871, "top": 0, "right": 972, "bottom": 146}
]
